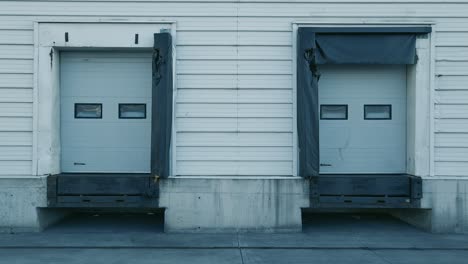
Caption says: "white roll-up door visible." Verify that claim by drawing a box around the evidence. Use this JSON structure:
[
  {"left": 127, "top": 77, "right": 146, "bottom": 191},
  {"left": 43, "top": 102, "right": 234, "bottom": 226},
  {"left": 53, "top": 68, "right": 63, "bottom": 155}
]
[
  {"left": 60, "top": 51, "right": 152, "bottom": 173},
  {"left": 319, "top": 65, "right": 407, "bottom": 174}
]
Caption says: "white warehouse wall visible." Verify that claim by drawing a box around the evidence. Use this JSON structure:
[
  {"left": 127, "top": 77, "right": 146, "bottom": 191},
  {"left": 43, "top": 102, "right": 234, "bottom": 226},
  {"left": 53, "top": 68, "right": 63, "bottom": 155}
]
[{"left": 0, "top": 0, "right": 467, "bottom": 232}]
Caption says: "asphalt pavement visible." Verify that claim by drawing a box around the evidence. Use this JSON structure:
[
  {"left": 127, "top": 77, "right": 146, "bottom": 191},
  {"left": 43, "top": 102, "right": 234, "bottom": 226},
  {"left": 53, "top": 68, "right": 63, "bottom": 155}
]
[{"left": 1, "top": 213, "right": 467, "bottom": 264}]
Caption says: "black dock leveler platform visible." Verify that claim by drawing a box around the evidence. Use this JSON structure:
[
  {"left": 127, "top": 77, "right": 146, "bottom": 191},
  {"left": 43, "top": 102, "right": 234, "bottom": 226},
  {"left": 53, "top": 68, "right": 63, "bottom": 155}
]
[{"left": 309, "top": 174, "right": 422, "bottom": 208}]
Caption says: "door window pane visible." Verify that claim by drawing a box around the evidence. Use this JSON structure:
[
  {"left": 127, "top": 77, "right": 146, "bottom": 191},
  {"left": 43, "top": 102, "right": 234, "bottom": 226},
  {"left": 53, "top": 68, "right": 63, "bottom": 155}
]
[
  {"left": 364, "top": 105, "right": 392, "bottom": 120},
  {"left": 320, "top": 105, "right": 348, "bottom": 120},
  {"left": 75, "top": 103, "right": 102, "bottom": 119},
  {"left": 119, "top": 104, "right": 146, "bottom": 119}
]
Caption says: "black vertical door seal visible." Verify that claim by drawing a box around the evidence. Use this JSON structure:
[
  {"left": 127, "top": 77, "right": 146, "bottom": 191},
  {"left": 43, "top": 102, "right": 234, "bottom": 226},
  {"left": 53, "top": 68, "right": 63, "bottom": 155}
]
[{"left": 151, "top": 33, "right": 173, "bottom": 179}]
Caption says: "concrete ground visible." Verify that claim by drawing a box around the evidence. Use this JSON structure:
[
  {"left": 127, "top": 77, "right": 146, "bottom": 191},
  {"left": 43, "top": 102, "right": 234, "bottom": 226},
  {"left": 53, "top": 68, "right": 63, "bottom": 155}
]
[{"left": 1, "top": 213, "right": 468, "bottom": 264}]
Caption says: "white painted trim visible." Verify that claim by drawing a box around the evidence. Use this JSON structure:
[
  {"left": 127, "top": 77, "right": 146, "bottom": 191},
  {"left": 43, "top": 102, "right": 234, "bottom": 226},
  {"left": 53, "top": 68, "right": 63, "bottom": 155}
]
[
  {"left": 408, "top": 35, "right": 432, "bottom": 178},
  {"left": 292, "top": 21, "right": 433, "bottom": 177},
  {"left": 0, "top": 175, "right": 49, "bottom": 180},
  {"left": 34, "top": 18, "right": 176, "bottom": 24},
  {"left": 32, "top": 22, "right": 40, "bottom": 176},
  {"left": 170, "top": 24, "right": 177, "bottom": 177},
  {"left": 34, "top": 21, "right": 176, "bottom": 176},
  {"left": 422, "top": 176, "right": 468, "bottom": 180},
  {"left": 291, "top": 23, "right": 298, "bottom": 177},
  {"left": 429, "top": 25, "right": 437, "bottom": 177},
  {"left": 294, "top": 21, "right": 436, "bottom": 25}
]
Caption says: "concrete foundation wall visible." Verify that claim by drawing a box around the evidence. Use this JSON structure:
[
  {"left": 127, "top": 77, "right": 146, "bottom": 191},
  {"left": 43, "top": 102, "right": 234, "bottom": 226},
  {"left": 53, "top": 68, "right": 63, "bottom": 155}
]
[
  {"left": 159, "top": 178, "right": 309, "bottom": 232},
  {"left": 2, "top": 177, "right": 468, "bottom": 234},
  {"left": 0, "top": 177, "right": 46, "bottom": 232},
  {"left": 394, "top": 179, "right": 468, "bottom": 234},
  {"left": 0, "top": 177, "right": 67, "bottom": 233}
]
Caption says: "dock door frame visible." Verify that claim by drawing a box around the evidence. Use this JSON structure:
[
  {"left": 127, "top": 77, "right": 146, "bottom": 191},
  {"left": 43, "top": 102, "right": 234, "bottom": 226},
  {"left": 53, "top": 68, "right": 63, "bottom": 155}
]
[
  {"left": 33, "top": 22, "right": 176, "bottom": 207},
  {"left": 292, "top": 22, "right": 435, "bottom": 208}
]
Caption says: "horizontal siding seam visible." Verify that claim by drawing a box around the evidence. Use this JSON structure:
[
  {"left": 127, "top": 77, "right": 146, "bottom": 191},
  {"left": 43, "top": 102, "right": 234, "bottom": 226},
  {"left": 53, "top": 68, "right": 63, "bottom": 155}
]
[
  {"left": 177, "top": 73, "right": 292, "bottom": 75},
  {"left": 177, "top": 59, "right": 293, "bottom": 61}
]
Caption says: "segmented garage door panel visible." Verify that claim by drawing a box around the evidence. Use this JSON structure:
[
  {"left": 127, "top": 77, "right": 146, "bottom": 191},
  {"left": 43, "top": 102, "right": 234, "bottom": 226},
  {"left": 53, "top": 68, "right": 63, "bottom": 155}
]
[
  {"left": 319, "top": 65, "right": 407, "bottom": 174},
  {"left": 0, "top": 1, "right": 467, "bottom": 177},
  {"left": 60, "top": 52, "right": 152, "bottom": 173}
]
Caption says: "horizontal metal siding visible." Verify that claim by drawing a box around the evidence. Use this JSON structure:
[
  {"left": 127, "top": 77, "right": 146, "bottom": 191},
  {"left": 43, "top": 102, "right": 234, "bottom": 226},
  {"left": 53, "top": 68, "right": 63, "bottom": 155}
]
[
  {"left": 0, "top": 1, "right": 466, "bottom": 176},
  {"left": 176, "top": 104, "right": 293, "bottom": 118},
  {"left": 436, "top": 148, "right": 468, "bottom": 162},
  {"left": 177, "top": 133, "right": 292, "bottom": 147},
  {"left": 0, "top": 45, "right": 33, "bottom": 59},
  {"left": 177, "top": 75, "right": 291, "bottom": 89},
  {"left": 1, "top": 2, "right": 468, "bottom": 17},
  {"left": 177, "top": 90, "right": 292, "bottom": 103},
  {"left": 176, "top": 118, "right": 293, "bottom": 132},
  {"left": 436, "top": 76, "right": 468, "bottom": 90},
  {"left": 0, "top": 146, "right": 32, "bottom": 160},
  {"left": 0, "top": 161, "right": 32, "bottom": 175},
  {"left": 0, "top": 103, "right": 32, "bottom": 117},
  {"left": 177, "top": 161, "right": 292, "bottom": 176},
  {"left": 0, "top": 59, "right": 32, "bottom": 74},
  {"left": 177, "top": 46, "right": 292, "bottom": 60},
  {"left": 0, "top": 89, "right": 32, "bottom": 103},
  {"left": 177, "top": 147, "right": 292, "bottom": 161},
  {"left": 177, "top": 61, "right": 292, "bottom": 75},
  {"left": 177, "top": 31, "right": 292, "bottom": 46},
  {"left": 435, "top": 162, "right": 468, "bottom": 177},
  {"left": 0, "top": 73, "right": 32, "bottom": 88},
  {"left": 0, "top": 18, "right": 33, "bottom": 175},
  {"left": 0, "top": 132, "right": 32, "bottom": 146},
  {"left": 0, "top": 117, "right": 32, "bottom": 131},
  {"left": 435, "top": 17, "right": 467, "bottom": 176},
  {"left": 436, "top": 133, "right": 468, "bottom": 148},
  {"left": 436, "top": 47, "right": 468, "bottom": 61},
  {"left": 0, "top": 30, "right": 32, "bottom": 44},
  {"left": 435, "top": 24, "right": 468, "bottom": 176}
]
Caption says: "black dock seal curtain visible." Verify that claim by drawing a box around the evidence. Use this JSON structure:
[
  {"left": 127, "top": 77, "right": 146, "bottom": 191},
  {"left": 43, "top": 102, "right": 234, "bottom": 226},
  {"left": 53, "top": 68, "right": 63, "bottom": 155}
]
[
  {"left": 152, "top": 32, "right": 173, "bottom": 178},
  {"left": 297, "top": 27, "right": 431, "bottom": 178}
]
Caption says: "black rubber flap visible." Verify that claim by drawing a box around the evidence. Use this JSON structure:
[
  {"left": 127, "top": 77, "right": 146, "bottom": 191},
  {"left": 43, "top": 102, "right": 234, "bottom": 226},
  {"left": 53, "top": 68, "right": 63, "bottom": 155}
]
[
  {"left": 297, "top": 28, "right": 320, "bottom": 177},
  {"left": 152, "top": 32, "right": 173, "bottom": 178},
  {"left": 315, "top": 34, "right": 417, "bottom": 64}
]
